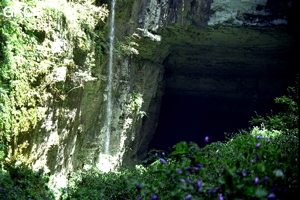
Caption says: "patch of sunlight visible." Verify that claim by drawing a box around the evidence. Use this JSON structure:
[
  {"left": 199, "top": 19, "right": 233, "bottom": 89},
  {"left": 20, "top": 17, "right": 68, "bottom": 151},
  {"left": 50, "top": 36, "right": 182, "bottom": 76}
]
[
  {"left": 137, "top": 28, "right": 162, "bottom": 42},
  {"left": 251, "top": 124, "right": 282, "bottom": 138},
  {"left": 96, "top": 153, "right": 118, "bottom": 173},
  {"left": 135, "top": 164, "right": 147, "bottom": 174}
]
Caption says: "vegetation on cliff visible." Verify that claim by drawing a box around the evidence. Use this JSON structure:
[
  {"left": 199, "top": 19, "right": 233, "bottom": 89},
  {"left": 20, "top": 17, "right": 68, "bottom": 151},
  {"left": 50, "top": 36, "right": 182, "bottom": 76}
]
[{"left": 0, "top": 0, "right": 108, "bottom": 165}]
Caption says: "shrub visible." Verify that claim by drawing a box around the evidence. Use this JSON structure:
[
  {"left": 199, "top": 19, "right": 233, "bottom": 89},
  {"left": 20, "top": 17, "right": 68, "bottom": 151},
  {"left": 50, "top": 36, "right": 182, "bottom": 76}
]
[{"left": 0, "top": 162, "right": 55, "bottom": 199}]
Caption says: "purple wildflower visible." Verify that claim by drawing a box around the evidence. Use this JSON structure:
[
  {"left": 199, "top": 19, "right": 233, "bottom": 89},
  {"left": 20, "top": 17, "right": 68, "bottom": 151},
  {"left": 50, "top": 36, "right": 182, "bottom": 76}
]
[
  {"left": 211, "top": 187, "right": 220, "bottom": 193},
  {"left": 266, "top": 193, "right": 276, "bottom": 199},
  {"left": 266, "top": 139, "right": 270, "bottom": 142},
  {"left": 256, "top": 143, "right": 261, "bottom": 148},
  {"left": 192, "top": 167, "right": 200, "bottom": 171},
  {"left": 154, "top": 153, "right": 158, "bottom": 157},
  {"left": 185, "top": 166, "right": 192, "bottom": 171},
  {"left": 162, "top": 152, "right": 165, "bottom": 157},
  {"left": 138, "top": 197, "right": 143, "bottom": 200},
  {"left": 204, "top": 136, "right": 209, "bottom": 143},
  {"left": 181, "top": 179, "right": 187, "bottom": 183},
  {"left": 264, "top": 176, "right": 269, "bottom": 181},
  {"left": 254, "top": 177, "right": 259, "bottom": 185},
  {"left": 195, "top": 181, "right": 202, "bottom": 189},
  {"left": 177, "top": 169, "right": 182, "bottom": 174},
  {"left": 196, "top": 164, "right": 203, "bottom": 168},
  {"left": 159, "top": 158, "right": 167, "bottom": 164},
  {"left": 218, "top": 194, "right": 224, "bottom": 200},
  {"left": 151, "top": 194, "right": 159, "bottom": 200},
  {"left": 256, "top": 135, "right": 263, "bottom": 139},
  {"left": 136, "top": 185, "right": 142, "bottom": 191},
  {"left": 185, "top": 194, "right": 192, "bottom": 200}
]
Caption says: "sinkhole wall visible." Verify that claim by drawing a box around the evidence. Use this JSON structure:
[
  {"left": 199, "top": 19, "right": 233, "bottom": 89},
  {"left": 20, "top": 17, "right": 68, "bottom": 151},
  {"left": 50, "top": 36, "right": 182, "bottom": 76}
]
[
  {"left": 1, "top": 0, "right": 165, "bottom": 193},
  {"left": 1, "top": 0, "right": 298, "bottom": 194}
]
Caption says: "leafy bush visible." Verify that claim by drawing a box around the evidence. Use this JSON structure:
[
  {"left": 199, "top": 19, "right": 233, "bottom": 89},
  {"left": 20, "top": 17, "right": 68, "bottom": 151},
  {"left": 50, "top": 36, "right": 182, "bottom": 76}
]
[
  {"left": 0, "top": 162, "right": 55, "bottom": 199},
  {"left": 249, "top": 87, "right": 298, "bottom": 135},
  {"left": 61, "top": 168, "right": 140, "bottom": 200}
]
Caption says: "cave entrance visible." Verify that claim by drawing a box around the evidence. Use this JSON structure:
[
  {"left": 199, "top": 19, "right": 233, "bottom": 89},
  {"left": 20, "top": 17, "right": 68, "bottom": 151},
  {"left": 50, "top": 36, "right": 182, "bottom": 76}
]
[
  {"left": 147, "top": 94, "right": 278, "bottom": 152},
  {"left": 147, "top": 26, "right": 297, "bottom": 153}
]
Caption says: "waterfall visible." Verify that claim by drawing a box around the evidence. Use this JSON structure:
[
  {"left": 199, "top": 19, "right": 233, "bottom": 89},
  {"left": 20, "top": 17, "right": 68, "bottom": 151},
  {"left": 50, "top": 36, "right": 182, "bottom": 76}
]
[{"left": 105, "top": 0, "right": 116, "bottom": 154}]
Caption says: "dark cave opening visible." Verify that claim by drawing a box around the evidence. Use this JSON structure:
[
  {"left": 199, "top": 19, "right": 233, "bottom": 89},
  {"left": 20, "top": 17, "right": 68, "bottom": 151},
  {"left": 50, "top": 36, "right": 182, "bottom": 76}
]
[
  {"left": 147, "top": 93, "right": 282, "bottom": 153},
  {"left": 144, "top": 24, "right": 298, "bottom": 156}
]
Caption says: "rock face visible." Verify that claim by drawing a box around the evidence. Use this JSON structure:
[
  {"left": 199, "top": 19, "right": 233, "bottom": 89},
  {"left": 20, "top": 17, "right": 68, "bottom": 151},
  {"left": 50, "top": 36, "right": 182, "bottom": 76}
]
[
  {"left": 9, "top": 0, "right": 298, "bottom": 195},
  {"left": 124, "top": 0, "right": 298, "bottom": 153}
]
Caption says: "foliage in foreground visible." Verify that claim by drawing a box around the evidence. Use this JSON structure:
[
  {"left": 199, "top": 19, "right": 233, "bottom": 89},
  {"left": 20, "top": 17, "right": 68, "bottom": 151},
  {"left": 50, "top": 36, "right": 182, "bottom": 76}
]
[
  {"left": 0, "top": 88, "right": 298, "bottom": 200},
  {"left": 0, "top": 163, "right": 55, "bottom": 199},
  {"left": 62, "top": 87, "right": 298, "bottom": 200}
]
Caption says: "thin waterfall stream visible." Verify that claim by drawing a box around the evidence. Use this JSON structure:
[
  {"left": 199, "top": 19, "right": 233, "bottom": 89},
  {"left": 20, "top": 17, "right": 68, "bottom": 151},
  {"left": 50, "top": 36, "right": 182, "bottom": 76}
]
[{"left": 105, "top": 0, "right": 116, "bottom": 154}]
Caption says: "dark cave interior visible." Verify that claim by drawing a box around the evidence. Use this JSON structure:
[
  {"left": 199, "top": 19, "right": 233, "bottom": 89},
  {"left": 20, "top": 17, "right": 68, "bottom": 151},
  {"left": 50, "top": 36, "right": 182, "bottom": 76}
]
[
  {"left": 145, "top": 24, "right": 298, "bottom": 155},
  {"left": 147, "top": 93, "right": 286, "bottom": 152}
]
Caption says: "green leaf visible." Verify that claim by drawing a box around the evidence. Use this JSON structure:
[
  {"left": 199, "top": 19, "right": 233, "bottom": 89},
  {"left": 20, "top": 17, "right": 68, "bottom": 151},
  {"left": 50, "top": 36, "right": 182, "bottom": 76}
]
[
  {"left": 274, "top": 169, "right": 284, "bottom": 178},
  {"left": 254, "top": 187, "right": 268, "bottom": 198}
]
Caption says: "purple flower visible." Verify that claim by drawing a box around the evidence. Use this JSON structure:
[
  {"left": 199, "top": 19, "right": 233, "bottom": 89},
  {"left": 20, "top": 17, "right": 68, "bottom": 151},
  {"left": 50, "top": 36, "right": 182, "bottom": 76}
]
[
  {"left": 185, "top": 194, "right": 192, "bottom": 199},
  {"left": 154, "top": 153, "right": 158, "bottom": 157},
  {"left": 211, "top": 187, "right": 220, "bottom": 193},
  {"left": 138, "top": 197, "right": 143, "bottom": 200},
  {"left": 181, "top": 179, "right": 187, "bottom": 183},
  {"left": 136, "top": 185, "right": 142, "bottom": 191},
  {"left": 254, "top": 177, "right": 259, "bottom": 185},
  {"left": 177, "top": 169, "right": 182, "bottom": 174},
  {"left": 196, "top": 164, "right": 203, "bottom": 168},
  {"left": 242, "top": 171, "right": 247, "bottom": 176},
  {"left": 151, "top": 194, "right": 159, "bottom": 200},
  {"left": 185, "top": 166, "right": 192, "bottom": 171},
  {"left": 266, "top": 139, "right": 270, "bottom": 142},
  {"left": 264, "top": 176, "right": 269, "bottom": 181},
  {"left": 192, "top": 167, "right": 200, "bottom": 171},
  {"left": 256, "top": 135, "right": 263, "bottom": 139},
  {"left": 162, "top": 152, "right": 165, "bottom": 157},
  {"left": 159, "top": 158, "right": 167, "bottom": 164},
  {"left": 218, "top": 194, "right": 224, "bottom": 200},
  {"left": 195, "top": 181, "right": 202, "bottom": 189},
  {"left": 256, "top": 143, "right": 261, "bottom": 148},
  {"left": 204, "top": 136, "right": 209, "bottom": 143},
  {"left": 266, "top": 193, "right": 276, "bottom": 199}
]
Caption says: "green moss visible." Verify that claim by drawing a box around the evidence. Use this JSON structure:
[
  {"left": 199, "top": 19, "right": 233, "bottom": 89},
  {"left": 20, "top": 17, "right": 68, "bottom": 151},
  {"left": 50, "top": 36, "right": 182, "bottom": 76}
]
[{"left": 0, "top": 0, "right": 109, "bottom": 164}]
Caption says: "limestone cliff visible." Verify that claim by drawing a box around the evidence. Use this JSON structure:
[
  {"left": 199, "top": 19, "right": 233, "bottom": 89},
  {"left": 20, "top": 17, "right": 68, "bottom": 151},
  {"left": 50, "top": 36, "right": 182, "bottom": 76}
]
[{"left": 1, "top": 0, "right": 298, "bottom": 195}]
